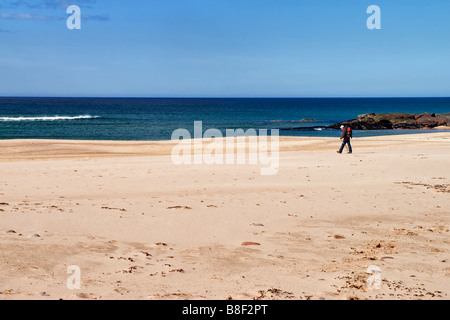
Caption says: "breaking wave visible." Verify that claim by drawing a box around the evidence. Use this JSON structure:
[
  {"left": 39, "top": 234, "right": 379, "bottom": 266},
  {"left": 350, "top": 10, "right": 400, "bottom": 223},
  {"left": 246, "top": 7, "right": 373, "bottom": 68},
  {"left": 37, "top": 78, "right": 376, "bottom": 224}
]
[{"left": 0, "top": 115, "right": 101, "bottom": 122}]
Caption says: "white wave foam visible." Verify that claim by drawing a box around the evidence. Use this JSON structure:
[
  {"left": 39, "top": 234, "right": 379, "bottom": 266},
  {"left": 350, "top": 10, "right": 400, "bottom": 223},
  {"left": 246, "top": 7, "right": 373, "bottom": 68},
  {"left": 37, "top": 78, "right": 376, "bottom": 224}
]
[{"left": 0, "top": 115, "right": 100, "bottom": 122}]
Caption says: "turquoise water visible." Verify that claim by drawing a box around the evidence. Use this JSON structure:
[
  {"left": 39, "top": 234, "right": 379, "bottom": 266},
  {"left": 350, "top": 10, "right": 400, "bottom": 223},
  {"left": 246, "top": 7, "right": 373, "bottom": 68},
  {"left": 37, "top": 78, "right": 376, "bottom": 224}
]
[{"left": 0, "top": 97, "right": 449, "bottom": 140}]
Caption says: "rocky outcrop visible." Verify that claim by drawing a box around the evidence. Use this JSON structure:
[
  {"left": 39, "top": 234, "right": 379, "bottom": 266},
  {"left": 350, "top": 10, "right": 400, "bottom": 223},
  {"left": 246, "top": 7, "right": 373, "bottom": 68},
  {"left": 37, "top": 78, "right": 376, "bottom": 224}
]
[
  {"left": 299, "top": 118, "right": 317, "bottom": 122},
  {"left": 330, "top": 113, "right": 450, "bottom": 130}
]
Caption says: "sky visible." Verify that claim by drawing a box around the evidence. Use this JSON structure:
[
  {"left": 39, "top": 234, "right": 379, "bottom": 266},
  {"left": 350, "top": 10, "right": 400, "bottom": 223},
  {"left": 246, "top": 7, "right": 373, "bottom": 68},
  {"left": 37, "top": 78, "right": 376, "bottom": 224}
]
[{"left": 0, "top": 0, "right": 450, "bottom": 97}]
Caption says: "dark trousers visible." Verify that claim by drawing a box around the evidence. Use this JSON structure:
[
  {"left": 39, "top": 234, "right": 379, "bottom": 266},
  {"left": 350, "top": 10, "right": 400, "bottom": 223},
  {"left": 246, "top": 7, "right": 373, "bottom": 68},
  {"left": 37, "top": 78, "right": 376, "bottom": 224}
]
[{"left": 339, "top": 138, "right": 352, "bottom": 153}]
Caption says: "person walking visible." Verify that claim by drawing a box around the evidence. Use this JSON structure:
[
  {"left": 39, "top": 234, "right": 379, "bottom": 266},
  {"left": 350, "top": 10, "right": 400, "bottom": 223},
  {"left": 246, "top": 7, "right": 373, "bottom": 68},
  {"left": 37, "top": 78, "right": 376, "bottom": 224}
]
[{"left": 337, "top": 125, "right": 352, "bottom": 154}]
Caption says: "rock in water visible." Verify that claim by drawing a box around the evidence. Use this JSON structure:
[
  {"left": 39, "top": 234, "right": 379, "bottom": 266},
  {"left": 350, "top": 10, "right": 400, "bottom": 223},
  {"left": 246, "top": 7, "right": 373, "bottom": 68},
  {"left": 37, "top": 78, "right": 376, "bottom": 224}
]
[{"left": 329, "top": 112, "right": 450, "bottom": 130}]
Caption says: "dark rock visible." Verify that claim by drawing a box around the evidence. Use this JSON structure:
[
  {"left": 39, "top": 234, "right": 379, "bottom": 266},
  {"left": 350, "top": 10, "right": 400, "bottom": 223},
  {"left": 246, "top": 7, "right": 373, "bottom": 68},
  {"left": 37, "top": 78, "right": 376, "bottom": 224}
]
[
  {"left": 330, "top": 113, "right": 450, "bottom": 130},
  {"left": 299, "top": 118, "right": 317, "bottom": 122}
]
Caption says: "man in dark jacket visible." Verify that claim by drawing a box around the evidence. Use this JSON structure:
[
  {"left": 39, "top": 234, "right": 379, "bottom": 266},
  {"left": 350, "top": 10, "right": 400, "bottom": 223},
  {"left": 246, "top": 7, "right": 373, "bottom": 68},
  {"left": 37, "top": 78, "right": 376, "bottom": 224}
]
[{"left": 337, "top": 125, "right": 352, "bottom": 154}]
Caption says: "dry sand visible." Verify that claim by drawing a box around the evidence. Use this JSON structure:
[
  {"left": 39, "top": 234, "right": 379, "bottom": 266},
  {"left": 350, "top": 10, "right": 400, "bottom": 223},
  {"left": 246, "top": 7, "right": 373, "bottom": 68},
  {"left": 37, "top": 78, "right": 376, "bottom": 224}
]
[{"left": 0, "top": 132, "right": 449, "bottom": 300}]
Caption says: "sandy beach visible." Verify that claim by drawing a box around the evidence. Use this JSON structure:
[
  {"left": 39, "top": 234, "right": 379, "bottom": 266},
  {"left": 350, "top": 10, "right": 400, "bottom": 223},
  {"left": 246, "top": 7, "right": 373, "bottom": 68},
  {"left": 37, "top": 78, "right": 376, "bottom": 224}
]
[{"left": 0, "top": 132, "right": 449, "bottom": 300}]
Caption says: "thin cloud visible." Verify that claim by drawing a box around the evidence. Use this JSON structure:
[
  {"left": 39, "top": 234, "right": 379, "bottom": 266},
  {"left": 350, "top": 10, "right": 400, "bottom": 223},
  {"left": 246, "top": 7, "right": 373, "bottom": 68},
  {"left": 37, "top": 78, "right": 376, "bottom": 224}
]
[
  {"left": 0, "top": 0, "right": 109, "bottom": 21},
  {"left": 2, "top": 0, "right": 96, "bottom": 9},
  {"left": 39, "top": 1, "right": 96, "bottom": 9},
  {"left": 83, "top": 14, "right": 109, "bottom": 22},
  {"left": 0, "top": 12, "right": 63, "bottom": 20}
]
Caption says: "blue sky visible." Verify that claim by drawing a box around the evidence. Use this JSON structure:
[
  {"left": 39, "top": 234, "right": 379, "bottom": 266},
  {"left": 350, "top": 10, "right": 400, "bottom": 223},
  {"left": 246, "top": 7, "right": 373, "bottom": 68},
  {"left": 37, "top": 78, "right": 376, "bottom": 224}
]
[{"left": 1, "top": 0, "right": 450, "bottom": 97}]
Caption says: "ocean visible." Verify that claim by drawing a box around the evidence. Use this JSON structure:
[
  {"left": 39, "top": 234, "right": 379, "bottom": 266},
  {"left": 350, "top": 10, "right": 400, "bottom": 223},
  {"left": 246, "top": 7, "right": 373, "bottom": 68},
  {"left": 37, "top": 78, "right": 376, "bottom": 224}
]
[{"left": 0, "top": 97, "right": 449, "bottom": 140}]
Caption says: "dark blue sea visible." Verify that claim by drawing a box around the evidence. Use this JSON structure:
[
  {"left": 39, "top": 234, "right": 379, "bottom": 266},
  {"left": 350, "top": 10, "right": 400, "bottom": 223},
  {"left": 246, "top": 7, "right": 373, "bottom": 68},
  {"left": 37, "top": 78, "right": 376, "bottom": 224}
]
[{"left": 0, "top": 97, "right": 449, "bottom": 140}]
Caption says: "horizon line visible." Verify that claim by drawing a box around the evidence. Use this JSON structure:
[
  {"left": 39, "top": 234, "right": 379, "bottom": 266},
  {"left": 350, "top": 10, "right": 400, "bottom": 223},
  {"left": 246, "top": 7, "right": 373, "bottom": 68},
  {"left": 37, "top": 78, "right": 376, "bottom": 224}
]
[{"left": 1, "top": 96, "right": 450, "bottom": 99}]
